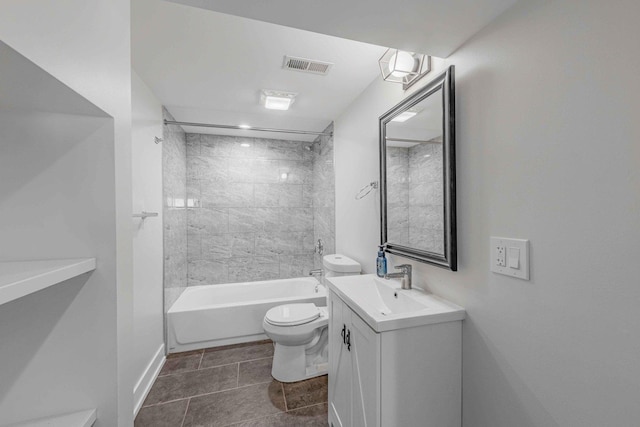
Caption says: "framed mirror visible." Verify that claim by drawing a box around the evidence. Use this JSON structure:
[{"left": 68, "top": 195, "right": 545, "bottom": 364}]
[{"left": 379, "top": 66, "right": 456, "bottom": 270}]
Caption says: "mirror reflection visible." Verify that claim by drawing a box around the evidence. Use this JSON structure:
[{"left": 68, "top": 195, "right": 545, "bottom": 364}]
[{"left": 385, "top": 88, "right": 444, "bottom": 254}]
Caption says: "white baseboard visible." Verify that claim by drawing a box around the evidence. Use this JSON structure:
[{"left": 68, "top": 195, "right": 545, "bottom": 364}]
[{"left": 133, "top": 343, "right": 166, "bottom": 416}]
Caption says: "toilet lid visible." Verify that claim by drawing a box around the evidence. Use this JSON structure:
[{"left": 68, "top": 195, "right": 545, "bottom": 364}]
[{"left": 265, "top": 303, "right": 320, "bottom": 326}]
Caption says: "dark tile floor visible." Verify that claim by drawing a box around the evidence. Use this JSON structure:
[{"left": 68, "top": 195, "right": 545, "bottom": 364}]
[{"left": 135, "top": 340, "right": 328, "bottom": 427}]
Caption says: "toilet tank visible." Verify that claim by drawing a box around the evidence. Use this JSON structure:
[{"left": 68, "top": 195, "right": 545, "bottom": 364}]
[{"left": 323, "top": 254, "right": 361, "bottom": 278}]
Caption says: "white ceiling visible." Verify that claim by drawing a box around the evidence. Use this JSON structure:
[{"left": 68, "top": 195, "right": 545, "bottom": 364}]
[
  {"left": 167, "top": 0, "right": 519, "bottom": 58},
  {"left": 132, "top": 0, "right": 389, "bottom": 141}
]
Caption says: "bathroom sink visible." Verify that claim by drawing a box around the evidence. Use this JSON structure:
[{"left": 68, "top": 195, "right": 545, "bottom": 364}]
[{"left": 326, "top": 274, "right": 465, "bottom": 332}]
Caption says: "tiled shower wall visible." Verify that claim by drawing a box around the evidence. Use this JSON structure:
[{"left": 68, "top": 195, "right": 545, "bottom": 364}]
[
  {"left": 185, "top": 132, "right": 335, "bottom": 285},
  {"left": 162, "top": 108, "right": 188, "bottom": 311},
  {"left": 386, "top": 139, "right": 443, "bottom": 252},
  {"left": 312, "top": 123, "right": 336, "bottom": 269},
  {"left": 408, "top": 139, "right": 444, "bottom": 252},
  {"left": 386, "top": 147, "right": 410, "bottom": 246}
]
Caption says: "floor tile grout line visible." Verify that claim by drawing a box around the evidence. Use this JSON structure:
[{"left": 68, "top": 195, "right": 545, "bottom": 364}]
[
  {"left": 179, "top": 398, "right": 191, "bottom": 427},
  {"left": 285, "top": 401, "right": 328, "bottom": 413},
  {"left": 140, "top": 397, "right": 190, "bottom": 409},
  {"left": 197, "top": 350, "right": 204, "bottom": 370},
  {"left": 219, "top": 409, "right": 287, "bottom": 427},
  {"left": 145, "top": 379, "right": 280, "bottom": 408},
  {"left": 281, "top": 382, "right": 288, "bottom": 412},
  {"left": 161, "top": 355, "right": 274, "bottom": 377},
  {"left": 156, "top": 360, "right": 240, "bottom": 379}
]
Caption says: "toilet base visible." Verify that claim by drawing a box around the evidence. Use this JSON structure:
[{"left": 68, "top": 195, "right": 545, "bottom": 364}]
[{"left": 271, "top": 328, "right": 328, "bottom": 383}]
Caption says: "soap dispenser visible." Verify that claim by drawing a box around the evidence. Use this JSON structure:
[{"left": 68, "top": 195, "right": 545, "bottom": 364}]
[{"left": 376, "top": 245, "right": 387, "bottom": 277}]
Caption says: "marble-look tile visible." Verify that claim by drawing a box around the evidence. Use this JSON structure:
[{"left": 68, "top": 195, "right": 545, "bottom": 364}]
[
  {"left": 282, "top": 375, "right": 328, "bottom": 410},
  {"left": 301, "top": 233, "right": 317, "bottom": 255},
  {"left": 410, "top": 226, "right": 444, "bottom": 245},
  {"left": 279, "top": 208, "right": 313, "bottom": 232},
  {"left": 135, "top": 399, "right": 189, "bottom": 427},
  {"left": 228, "top": 208, "right": 256, "bottom": 232},
  {"left": 188, "top": 156, "right": 228, "bottom": 183},
  {"left": 202, "top": 183, "right": 254, "bottom": 208},
  {"left": 409, "top": 182, "right": 444, "bottom": 206},
  {"left": 163, "top": 108, "right": 187, "bottom": 300},
  {"left": 254, "top": 184, "right": 280, "bottom": 207},
  {"left": 201, "top": 234, "right": 231, "bottom": 259},
  {"left": 225, "top": 233, "right": 256, "bottom": 257},
  {"left": 386, "top": 182, "right": 409, "bottom": 207},
  {"left": 388, "top": 227, "right": 410, "bottom": 246},
  {"left": 302, "top": 185, "right": 313, "bottom": 207},
  {"left": 255, "top": 139, "right": 303, "bottom": 161},
  {"left": 187, "top": 232, "right": 202, "bottom": 260},
  {"left": 387, "top": 205, "right": 409, "bottom": 228},
  {"left": 279, "top": 255, "right": 314, "bottom": 279},
  {"left": 238, "top": 357, "right": 274, "bottom": 387},
  {"left": 187, "top": 260, "right": 229, "bottom": 286},
  {"left": 228, "top": 158, "right": 255, "bottom": 183},
  {"left": 228, "top": 256, "right": 279, "bottom": 282},
  {"left": 201, "top": 135, "right": 255, "bottom": 158},
  {"left": 201, "top": 342, "right": 274, "bottom": 369},
  {"left": 229, "top": 402, "right": 328, "bottom": 427},
  {"left": 143, "top": 364, "right": 237, "bottom": 406},
  {"left": 182, "top": 130, "right": 333, "bottom": 286},
  {"left": 253, "top": 159, "right": 280, "bottom": 183},
  {"left": 277, "top": 184, "right": 303, "bottom": 207},
  {"left": 279, "top": 160, "right": 312, "bottom": 185},
  {"left": 186, "top": 133, "right": 201, "bottom": 157},
  {"left": 183, "top": 381, "right": 286, "bottom": 427},
  {"left": 253, "top": 208, "right": 279, "bottom": 231},
  {"left": 188, "top": 207, "right": 228, "bottom": 234},
  {"left": 255, "top": 232, "right": 299, "bottom": 256},
  {"left": 409, "top": 205, "right": 444, "bottom": 230}
]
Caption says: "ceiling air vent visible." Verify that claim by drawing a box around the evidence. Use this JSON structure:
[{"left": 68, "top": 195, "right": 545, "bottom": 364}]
[{"left": 283, "top": 55, "right": 333, "bottom": 76}]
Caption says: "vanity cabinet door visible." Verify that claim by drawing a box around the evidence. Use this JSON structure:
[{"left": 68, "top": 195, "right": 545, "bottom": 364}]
[
  {"left": 350, "top": 313, "right": 380, "bottom": 427},
  {"left": 329, "top": 292, "right": 352, "bottom": 427}
]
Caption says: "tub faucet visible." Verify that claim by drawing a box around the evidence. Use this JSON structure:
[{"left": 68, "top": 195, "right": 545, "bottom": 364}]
[
  {"left": 309, "top": 269, "right": 323, "bottom": 292},
  {"left": 384, "top": 264, "right": 412, "bottom": 290},
  {"left": 309, "top": 269, "right": 323, "bottom": 279}
]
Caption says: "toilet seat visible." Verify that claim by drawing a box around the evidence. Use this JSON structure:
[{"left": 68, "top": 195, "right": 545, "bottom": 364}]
[{"left": 265, "top": 303, "right": 320, "bottom": 326}]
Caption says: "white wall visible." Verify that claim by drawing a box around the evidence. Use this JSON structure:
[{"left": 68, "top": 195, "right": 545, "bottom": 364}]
[
  {"left": 0, "top": 1, "right": 133, "bottom": 425},
  {"left": 335, "top": 0, "right": 640, "bottom": 425},
  {"left": 132, "top": 71, "right": 165, "bottom": 414}
]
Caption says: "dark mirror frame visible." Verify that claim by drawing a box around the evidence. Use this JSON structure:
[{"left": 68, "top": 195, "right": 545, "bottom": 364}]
[{"left": 379, "top": 65, "right": 457, "bottom": 270}]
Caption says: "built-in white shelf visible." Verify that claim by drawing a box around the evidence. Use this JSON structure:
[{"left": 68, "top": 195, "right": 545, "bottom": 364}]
[
  {"left": 0, "top": 258, "right": 96, "bottom": 306},
  {"left": 3, "top": 409, "right": 96, "bottom": 427}
]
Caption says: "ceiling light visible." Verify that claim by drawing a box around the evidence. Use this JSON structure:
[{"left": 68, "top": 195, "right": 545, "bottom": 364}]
[
  {"left": 391, "top": 111, "right": 418, "bottom": 123},
  {"left": 238, "top": 124, "right": 251, "bottom": 129},
  {"left": 379, "top": 49, "right": 431, "bottom": 89},
  {"left": 261, "top": 90, "right": 297, "bottom": 111},
  {"left": 241, "top": 143, "right": 251, "bottom": 147}
]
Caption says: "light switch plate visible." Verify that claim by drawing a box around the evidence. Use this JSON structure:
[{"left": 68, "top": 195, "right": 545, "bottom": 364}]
[{"left": 490, "top": 237, "right": 529, "bottom": 280}]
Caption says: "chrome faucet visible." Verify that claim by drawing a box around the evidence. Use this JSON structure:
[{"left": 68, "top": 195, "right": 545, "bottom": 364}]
[
  {"left": 309, "top": 269, "right": 323, "bottom": 278},
  {"left": 384, "top": 264, "right": 412, "bottom": 290},
  {"left": 309, "top": 269, "right": 323, "bottom": 292}
]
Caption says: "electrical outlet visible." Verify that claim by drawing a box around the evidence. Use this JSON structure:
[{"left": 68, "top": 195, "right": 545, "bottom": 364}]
[
  {"left": 490, "top": 237, "right": 530, "bottom": 280},
  {"left": 496, "top": 245, "right": 506, "bottom": 267}
]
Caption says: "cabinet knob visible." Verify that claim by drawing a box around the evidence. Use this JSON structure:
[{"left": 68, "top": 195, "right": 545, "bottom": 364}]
[
  {"left": 341, "top": 324, "right": 346, "bottom": 344},
  {"left": 346, "top": 329, "right": 351, "bottom": 351}
]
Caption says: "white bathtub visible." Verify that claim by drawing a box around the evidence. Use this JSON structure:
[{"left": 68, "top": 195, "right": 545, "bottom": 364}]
[{"left": 167, "top": 277, "right": 327, "bottom": 353}]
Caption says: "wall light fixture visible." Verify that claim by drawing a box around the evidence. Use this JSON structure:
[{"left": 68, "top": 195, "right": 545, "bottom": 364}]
[{"left": 379, "top": 49, "right": 431, "bottom": 90}]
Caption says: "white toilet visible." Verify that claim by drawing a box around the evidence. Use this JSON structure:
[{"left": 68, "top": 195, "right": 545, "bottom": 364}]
[{"left": 263, "top": 254, "right": 361, "bottom": 383}]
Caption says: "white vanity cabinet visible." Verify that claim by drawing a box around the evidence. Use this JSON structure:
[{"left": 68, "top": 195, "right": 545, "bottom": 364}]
[
  {"left": 329, "top": 290, "right": 380, "bottom": 427},
  {"left": 328, "top": 286, "right": 463, "bottom": 427}
]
